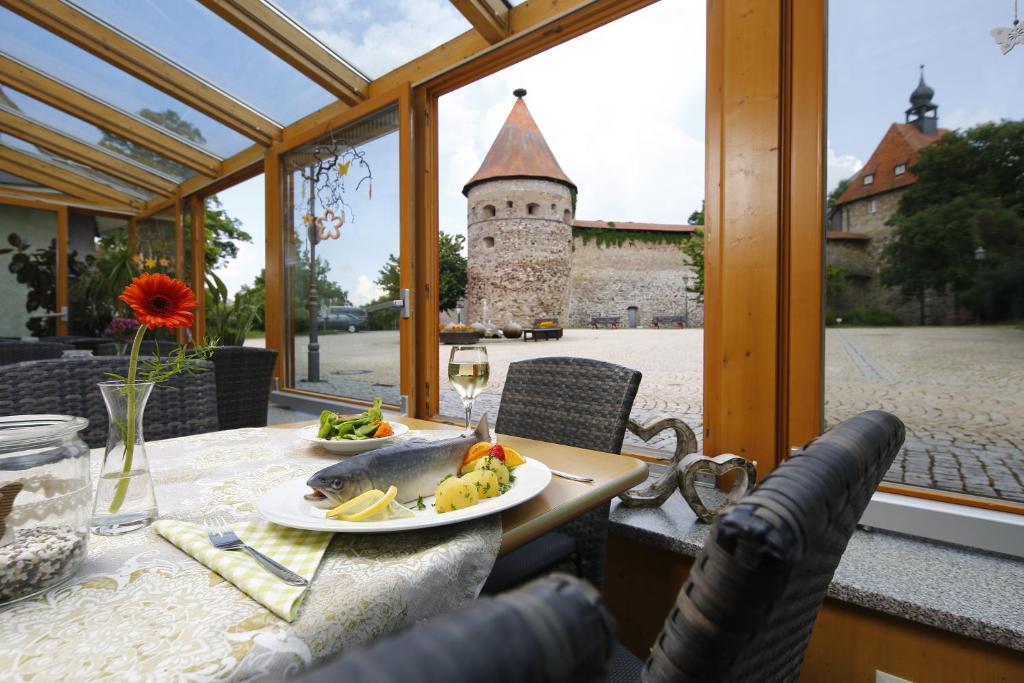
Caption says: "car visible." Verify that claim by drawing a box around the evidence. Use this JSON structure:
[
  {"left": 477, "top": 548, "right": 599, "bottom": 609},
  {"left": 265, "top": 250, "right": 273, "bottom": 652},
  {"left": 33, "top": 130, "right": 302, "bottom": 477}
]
[{"left": 321, "top": 306, "right": 368, "bottom": 332}]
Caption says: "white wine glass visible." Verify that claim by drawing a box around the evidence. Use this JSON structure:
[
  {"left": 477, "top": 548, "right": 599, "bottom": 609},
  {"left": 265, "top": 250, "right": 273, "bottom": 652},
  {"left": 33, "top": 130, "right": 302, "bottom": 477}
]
[{"left": 447, "top": 345, "right": 489, "bottom": 432}]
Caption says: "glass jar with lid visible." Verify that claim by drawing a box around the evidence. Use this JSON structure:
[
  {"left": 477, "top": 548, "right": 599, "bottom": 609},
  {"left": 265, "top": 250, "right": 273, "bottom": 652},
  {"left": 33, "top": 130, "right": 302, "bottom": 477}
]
[{"left": 0, "top": 415, "right": 90, "bottom": 606}]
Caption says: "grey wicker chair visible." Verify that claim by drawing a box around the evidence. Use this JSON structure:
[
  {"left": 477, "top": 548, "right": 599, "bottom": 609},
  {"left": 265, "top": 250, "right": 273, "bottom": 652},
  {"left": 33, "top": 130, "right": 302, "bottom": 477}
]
[
  {"left": 632, "top": 409, "right": 906, "bottom": 682},
  {"left": 485, "top": 357, "right": 642, "bottom": 593},
  {"left": 297, "top": 573, "right": 616, "bottom": 683},
  {"left": 209, "top": 346, "right": 278, "bottom": 429},
  {"left": 0, "top": 341, "right": 71, "bottom": 365},
  {"left": 0, "top": 357, "right": 220, "bottom": 449}
]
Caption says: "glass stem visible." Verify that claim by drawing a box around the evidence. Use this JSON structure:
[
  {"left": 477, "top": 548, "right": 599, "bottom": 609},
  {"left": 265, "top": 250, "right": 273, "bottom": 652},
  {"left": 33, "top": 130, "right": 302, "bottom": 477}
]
[{"left": 464, "top": 399, "right": 473, "bottom": 432}]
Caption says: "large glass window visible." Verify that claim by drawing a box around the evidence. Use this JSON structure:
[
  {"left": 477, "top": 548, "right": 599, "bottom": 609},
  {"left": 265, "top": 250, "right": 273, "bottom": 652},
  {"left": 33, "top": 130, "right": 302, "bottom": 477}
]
[
  {"left": 0, "top": 203, "right": 58, "bottom": 337},
  {"left": 281, "top": 105, "right": 402, "bottom": 406},
  {"left": 826, "top": 0, "right": 1024, "bottom": 504},
  {"left": 436, "top": 0, "right": 706, "bottom": 456}
]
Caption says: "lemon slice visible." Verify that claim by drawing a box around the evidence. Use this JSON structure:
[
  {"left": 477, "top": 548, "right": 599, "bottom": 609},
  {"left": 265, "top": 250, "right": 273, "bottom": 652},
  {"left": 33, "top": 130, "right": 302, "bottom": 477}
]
[
  {"left": 326, "top": 488, "right": 385, "bottom": 519},
  {"left": 337, "top": 485, "right": 398, "bottom": 522},
  {"left": 387, "top": 500, "right": 416, "bottom": 519}
]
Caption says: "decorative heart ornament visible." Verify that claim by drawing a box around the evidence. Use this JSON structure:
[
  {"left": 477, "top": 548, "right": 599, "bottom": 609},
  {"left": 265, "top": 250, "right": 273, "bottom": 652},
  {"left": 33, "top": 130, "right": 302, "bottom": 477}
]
[
  {"left": 316, "top": 210, "right": 343, "bottom": 241},
  {"left": 679, "top": 454, "right": 757, "bottom": 524},
  {"left": 0, "top": 482, "right": 23, "bottom": 546},
  {"left": 618, "top": 417, "right": 698, "bottom": 508}
]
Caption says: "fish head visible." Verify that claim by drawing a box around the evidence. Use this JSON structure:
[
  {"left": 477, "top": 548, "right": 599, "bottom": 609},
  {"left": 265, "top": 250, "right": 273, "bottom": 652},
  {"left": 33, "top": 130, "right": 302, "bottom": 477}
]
[{"left": 306, "top": 463, "right": 373, "bottom": 508}]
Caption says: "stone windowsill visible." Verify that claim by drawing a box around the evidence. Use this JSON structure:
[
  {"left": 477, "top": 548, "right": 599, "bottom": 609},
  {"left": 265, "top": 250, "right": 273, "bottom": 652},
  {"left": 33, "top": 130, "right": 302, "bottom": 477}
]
[{"left": 609, "top": 494, "right": 1024, "bottom": 653}]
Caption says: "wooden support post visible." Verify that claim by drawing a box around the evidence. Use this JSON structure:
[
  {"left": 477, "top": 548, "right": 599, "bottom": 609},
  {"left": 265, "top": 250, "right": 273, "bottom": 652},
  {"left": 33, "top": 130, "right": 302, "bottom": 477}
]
[{"left": 191, "top": 195, "right": 206, "bottom": 343}]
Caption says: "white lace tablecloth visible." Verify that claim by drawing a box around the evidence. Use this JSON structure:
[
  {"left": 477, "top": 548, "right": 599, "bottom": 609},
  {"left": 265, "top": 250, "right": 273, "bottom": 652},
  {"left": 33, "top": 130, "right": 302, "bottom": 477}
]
[{"left": 0, "top": 426, "right": 502, "bottom": 682}]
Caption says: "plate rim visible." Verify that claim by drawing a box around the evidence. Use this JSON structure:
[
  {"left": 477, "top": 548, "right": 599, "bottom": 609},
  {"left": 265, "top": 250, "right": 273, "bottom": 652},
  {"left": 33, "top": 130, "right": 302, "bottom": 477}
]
[
  {"left": 257, "top": 457, "right": 551, "bottom": 533},
  {"left": 296, "top": 421, "right": 410, "bottom": 451}
]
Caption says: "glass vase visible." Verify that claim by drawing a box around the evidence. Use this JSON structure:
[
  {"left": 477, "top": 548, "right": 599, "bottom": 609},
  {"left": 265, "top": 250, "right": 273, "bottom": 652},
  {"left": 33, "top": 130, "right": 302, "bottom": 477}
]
[{"left": 90, "top": 382, "right": 158, "bottom": 535}]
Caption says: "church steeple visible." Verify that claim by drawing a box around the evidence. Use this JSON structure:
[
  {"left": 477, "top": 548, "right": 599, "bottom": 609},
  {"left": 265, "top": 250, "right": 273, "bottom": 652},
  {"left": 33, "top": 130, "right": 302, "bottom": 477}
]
[
  {"left": 905, "top": 65, "right": 938, "bottom": 135},
  {"left": 462, "top": 89, "right": 576, "bottom": 196}
]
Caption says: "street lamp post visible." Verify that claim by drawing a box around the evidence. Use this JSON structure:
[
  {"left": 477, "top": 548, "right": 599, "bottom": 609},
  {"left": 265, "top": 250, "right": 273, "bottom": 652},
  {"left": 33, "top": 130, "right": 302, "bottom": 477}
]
[
  {"left": 974, "top": 245, "right": 986, "bottom": 325},
  {"left": 307, "top": 177, "right": 320, "bottom": 382}
]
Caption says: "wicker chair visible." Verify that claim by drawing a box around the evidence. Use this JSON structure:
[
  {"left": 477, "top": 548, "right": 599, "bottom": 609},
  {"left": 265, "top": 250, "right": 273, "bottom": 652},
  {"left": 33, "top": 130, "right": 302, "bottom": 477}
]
[
  {"left": 0, "top": 357, "right": 220, "bottom": 449},
  {"left": 633, "top": 409, "right": 905, "bottom": 682},
  {"left": 297, "top": 573, "right": 616, "bottom": 683},
  {"left": 0, "top": 341, "right": 71, "bottom": 366},
  {"left": 485, "top": 357, "right": 642, "bottom": 593},
  {"left": 209, "top": 346, "right": 278, "bottom": 429}
]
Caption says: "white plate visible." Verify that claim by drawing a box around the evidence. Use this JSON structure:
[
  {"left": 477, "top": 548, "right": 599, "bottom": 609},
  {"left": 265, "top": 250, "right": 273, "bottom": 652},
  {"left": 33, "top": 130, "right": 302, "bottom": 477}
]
[
  {"left": 257, "top": 457, "right": 552, "bottom": 533},
  {"left": 297, "top": 422, "right": 410, "bottom": 454}
]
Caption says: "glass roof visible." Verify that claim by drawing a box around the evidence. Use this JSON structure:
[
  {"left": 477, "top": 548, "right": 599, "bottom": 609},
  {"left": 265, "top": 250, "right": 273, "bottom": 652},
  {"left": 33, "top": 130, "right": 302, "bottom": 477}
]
[
  {"left": 272, "top": 0, "right": 472, "bottom": 79},
  {"left": 0, "top": 87, "right": 196, "bottom": 183},
  {"left": 71, "top": 0, "right": 335, "bottom": 125},
  {"left": 0, "top": 133, "right": 155, "bottom": 201},
  {"left": 0, "top": 5, "right": 249, "bottom": 158}
]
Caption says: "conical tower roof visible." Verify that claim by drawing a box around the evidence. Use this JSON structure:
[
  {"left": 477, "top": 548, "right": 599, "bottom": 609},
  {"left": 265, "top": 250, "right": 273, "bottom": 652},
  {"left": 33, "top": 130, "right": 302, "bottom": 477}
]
[{"left": 462, "top": 89, "right": 576, "bottom": 196}]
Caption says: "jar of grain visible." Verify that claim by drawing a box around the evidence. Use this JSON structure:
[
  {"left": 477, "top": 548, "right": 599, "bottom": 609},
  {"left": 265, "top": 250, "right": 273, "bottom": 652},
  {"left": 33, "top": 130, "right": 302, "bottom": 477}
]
[{"left": 0, "top": 415, "right": 90, "bottom": 606}]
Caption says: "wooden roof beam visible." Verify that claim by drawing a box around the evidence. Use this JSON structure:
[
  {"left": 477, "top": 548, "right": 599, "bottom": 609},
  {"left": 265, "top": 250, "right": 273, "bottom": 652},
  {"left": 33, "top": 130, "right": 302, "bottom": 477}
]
[
  {"left": 450, "top": 0, "right": 509, "bottom": 44},
  {"left": 197, "top": 0, "right": 369, "bottom": 106},
  {"left": 0, "top": 0, "right": 281, "bottom": 145},
  {"left": 0, "top": 54, "right": 222, "bottom": 176},
  {"left": 0, "top": 187, "right": 136, "bottom": 216},
  {"left": 0, "top": 108, "right": 177, "bottom": 196},
  {"left": 0, "top": 145, "right": 141, "bottom": 208}
]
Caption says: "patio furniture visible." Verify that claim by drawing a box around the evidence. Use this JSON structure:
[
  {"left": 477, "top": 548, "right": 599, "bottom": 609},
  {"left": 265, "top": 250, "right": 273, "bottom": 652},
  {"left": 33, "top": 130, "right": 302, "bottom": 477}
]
[
  {"left": 590, "top": 316, "right": 621, "bottom": 329},
  {"left": 651, "top": 315, "right": 687, "bottom": 329},
  {"left": 0, "top": 341, "right": 71, "bottom": 365},
  {"left": 41, "top": 336, "right": 119, "bottom": 356},
  {"left": 630, "top": 409, "right": 905, "bottom": 681},
  {"left": 522, "top": 318, "right": 563, "bottom": 341},
  {"left": 297, "top": 573, "right": 616, "bottom": 683},
  {"left": 0, "top": 417, "right": 646, "bottom": 681},
  {"left": 487, "top": 357, "right": 642, "bottom": 592},
  {"left": 0, "top": 357, "right": 219, "bottom": 448},
  {"left": 210, "top": 346, "right": 278, "bottom": 429}
]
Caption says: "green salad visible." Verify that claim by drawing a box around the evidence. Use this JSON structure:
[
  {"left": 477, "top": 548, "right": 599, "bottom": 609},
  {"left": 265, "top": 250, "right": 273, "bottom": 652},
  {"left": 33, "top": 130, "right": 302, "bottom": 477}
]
[{"left": 316, "top": 398, "right": 395, "bottom": 441}]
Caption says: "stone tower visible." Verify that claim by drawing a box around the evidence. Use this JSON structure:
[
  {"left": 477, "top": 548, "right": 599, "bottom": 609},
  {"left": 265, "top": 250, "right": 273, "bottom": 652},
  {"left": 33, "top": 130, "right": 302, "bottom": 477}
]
[{"left": 463, "top": 89, "right": 577, "bottom": 327}]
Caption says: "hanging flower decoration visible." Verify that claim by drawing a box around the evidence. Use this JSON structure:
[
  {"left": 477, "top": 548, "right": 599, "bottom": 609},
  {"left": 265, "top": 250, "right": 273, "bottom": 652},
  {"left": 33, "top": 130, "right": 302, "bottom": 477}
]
[
  {"left": 316, "top": 210, "right": 344, "bottom": 241},
  {"left": 992, "top": 1, "right": 1023, "bottom": 53}
]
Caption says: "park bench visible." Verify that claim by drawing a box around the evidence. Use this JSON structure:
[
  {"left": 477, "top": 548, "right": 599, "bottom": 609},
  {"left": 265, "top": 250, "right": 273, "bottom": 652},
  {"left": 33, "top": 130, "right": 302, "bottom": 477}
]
[
  {"left": 652, "top": 315, "right": 687, "bottom": 329},
  {"left": 589, "top": 316, "right": 621, "bottom": 329},
  {"left": 523, "top": 318, "right": 564, "bottom": 341}
]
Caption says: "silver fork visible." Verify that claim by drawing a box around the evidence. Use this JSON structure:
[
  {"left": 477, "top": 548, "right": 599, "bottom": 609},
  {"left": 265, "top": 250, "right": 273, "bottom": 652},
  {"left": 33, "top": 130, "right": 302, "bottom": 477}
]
[{"left": 207, "top": 517, "right": 308, "bottom": 586}]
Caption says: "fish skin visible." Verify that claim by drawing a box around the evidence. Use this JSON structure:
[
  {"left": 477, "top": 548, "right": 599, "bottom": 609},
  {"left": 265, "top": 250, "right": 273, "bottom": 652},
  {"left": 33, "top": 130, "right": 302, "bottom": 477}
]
[{"left": 307, "top": 413, "right": 490, "bottom": 505}]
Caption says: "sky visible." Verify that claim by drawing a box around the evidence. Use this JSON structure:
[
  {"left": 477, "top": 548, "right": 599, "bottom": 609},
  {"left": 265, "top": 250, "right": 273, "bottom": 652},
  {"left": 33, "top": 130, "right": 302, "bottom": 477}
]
[{"left": 211, "top": 0, "right": 1024, "bottom": 298}]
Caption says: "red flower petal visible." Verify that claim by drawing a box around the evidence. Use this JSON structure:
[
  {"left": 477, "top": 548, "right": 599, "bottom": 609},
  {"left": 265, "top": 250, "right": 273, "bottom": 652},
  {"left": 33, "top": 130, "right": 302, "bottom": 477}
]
[{"left": 119, "top": 273, "right": 196, "bottom": 329}]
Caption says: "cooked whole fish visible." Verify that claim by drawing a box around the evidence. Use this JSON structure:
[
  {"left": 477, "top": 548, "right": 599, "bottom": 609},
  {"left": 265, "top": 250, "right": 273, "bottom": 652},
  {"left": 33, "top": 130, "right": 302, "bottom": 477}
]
[{"left": 306, "top": 413, "right": 490, "bottom": 507}]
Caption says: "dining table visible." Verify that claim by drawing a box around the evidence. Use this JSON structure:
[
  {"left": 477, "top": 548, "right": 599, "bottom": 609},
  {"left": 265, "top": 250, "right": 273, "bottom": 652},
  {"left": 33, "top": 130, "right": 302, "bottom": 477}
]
[{"left": 0, "top": 415, "right": 647, "bottom": 682}]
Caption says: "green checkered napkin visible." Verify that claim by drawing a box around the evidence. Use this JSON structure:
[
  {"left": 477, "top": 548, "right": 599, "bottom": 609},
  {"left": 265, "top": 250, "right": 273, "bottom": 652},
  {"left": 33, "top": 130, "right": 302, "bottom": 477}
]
[{"left": 154, "top": 519, "right": 332, "bottom": 621}]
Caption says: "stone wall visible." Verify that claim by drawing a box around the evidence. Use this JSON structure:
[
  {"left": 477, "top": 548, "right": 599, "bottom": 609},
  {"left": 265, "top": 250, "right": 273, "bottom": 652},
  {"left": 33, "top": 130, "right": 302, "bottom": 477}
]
[
  {"left": 566, "top": 235, "right": 701, "bottom": 328},
  {"left": 465, "top": 178, "right": 574, "bottom": 326}
]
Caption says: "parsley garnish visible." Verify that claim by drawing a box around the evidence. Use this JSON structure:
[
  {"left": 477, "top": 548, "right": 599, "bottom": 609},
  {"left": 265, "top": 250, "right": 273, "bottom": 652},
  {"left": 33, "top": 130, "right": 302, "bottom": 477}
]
[
  {"left": 498, "top": 483, "right": 511, "bottom": 495},
  {"left": 416, "top": 496, "right": 426, "bottom": 510}
]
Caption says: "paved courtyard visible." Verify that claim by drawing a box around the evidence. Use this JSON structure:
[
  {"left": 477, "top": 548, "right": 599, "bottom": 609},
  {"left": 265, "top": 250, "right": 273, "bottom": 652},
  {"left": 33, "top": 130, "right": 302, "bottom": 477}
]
[{"left": 268, "top": 326, "right": 1024, "bottom": 502}]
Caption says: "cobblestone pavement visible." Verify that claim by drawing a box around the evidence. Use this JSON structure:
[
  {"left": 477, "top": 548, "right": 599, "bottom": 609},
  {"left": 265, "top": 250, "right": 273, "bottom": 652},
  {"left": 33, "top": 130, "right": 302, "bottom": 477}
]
[
  {"left": 262, "top": 326, "right": 1024, "bottom": 502},
  {"left": 826, "top": 327, "right": 1024, "bottom": 502}
]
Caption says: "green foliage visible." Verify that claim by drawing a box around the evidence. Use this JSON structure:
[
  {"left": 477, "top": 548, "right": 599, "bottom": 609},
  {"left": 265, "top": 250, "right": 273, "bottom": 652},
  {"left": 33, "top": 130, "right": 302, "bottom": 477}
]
[
  {"left": 98, "top": 109, "right": 205, "bottom": 179},
  {"left": 0, "top": 233, "right": 89, "bottom": 336},
  {"left": 376, "top": 253, "right": 400, "bottom": 299},
  {"left": 882, "top": 119, "right": 1024, "bottom": 322},
  {"left": 574, "top": 227, "right": 692, "bottom": 248},
  {"left": 235, "top": 270, "right": 266, "bottom": 330},
  {"left": 826, "top": 264, "right": 847, "bottom": 301},
  {"left": 827, "top": 177, "right": 853, "bottom": 214},
  {"left": 688, "top": 200, "right": 705, "bottom": 226},
  {"left": 105, "top": 337, "right": 217, "bottom": 385},
  {"left": 205, "top": 271, "right": 258, "bottom": 346},
  {"left": 826, "top": 307, "right": 903, "bottom": 327},
  {"left": 680, "top": 227, "right": 705, "bottom": 302},
  {"left": 203, "top": 196, "right": 252, "bottom": 270},
  {"left": 438, "top": 232, "right": 467, "bottom": 312}
]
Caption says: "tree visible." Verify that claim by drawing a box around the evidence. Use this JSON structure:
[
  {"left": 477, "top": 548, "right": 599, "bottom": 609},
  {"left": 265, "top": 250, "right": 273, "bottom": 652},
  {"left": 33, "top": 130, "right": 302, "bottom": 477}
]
[
  {"left": 374, "top": 231, "right": 468, "bottom": 312},
  {"left": 99, "top": 109, "right": 205, "bottom": 179},
  {"left": 826, "top": 264, "right": 847, "bottom": 301},
  {"left": 682, "top": 203, "right": 705, "bottom": 301},
  {"left": 881, "top": 120, "right": 1024, "bottom": 322},
  {"left": 438, "top": 232, "right": 467, "bottom": 311},
  {"left": 204, "top": 196, "right": 251, "bottom": 269},
  {"left": 827, "top": 177, "right": 853, "bottom": 214}
]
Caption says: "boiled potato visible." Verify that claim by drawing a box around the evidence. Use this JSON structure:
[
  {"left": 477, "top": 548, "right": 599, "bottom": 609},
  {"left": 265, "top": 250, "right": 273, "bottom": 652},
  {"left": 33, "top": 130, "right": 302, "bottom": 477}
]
[
  {"left": 459, "top": 456, "right": 510, "bottom": 485},
  {"left": 460, "top": 468, "right": 500, "bottom": 499},
  {"left": 435, "top": 476, "right": 480, "bottom": 513}
]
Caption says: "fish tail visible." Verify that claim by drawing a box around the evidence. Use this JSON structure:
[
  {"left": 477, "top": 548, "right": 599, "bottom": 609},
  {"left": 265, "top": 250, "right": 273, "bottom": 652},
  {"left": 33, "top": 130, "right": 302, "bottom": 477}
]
[{"left": 474, "top": 413, "right": 490, "bottom": 442}]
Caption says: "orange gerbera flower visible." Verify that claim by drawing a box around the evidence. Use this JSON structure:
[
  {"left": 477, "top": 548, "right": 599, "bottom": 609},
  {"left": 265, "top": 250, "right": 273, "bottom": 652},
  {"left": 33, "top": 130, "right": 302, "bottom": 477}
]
[{"left": 119, "top": 273, "right": 196, "bottom": 329}]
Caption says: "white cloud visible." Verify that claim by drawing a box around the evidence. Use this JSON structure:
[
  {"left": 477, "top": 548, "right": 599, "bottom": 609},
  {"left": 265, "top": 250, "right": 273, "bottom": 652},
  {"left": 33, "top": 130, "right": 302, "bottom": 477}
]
[
  {"left": 352, "top": 275, "right": 384, "bottom": 306},
  {"left": 826, "top": 139, "right": 863, "bottom": 192},
  {"left": 438, "top": 0, "right": 706, "bottom": 235}
]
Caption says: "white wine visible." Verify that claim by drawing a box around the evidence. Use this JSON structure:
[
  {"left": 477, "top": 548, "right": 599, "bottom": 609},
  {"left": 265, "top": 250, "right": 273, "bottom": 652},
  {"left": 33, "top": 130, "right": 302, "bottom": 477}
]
[{"left": 448, "top": 361, "right": 489, "bottom": 400}]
